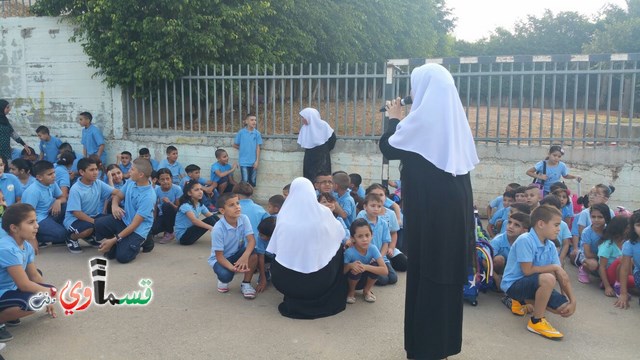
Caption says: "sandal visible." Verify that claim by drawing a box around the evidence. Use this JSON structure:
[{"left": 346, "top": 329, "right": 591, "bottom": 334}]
[
  {"left": 364, "top": 292, "right": 376, "bottom": 303},
  {"left": 346, "top": 296, "right": 356, "bottom": 304}
]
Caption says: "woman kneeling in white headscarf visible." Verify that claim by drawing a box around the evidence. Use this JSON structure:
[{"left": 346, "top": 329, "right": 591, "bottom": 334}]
[{"left": 267, "top": 177, "right": 347, "bottom": 319}]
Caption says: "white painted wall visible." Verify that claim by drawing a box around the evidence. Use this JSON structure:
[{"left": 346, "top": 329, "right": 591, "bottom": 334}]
[{"left": 2, "top": 17, "right": 639, "bottom": 214}]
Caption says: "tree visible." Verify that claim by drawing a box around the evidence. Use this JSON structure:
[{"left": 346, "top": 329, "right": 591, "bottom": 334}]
[{"left": 586, "top": 0, "right": 640, "bottom": 53}]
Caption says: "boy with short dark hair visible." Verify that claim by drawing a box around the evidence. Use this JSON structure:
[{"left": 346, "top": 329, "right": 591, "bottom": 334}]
[
  {"left": 138, "top": 148, "right": 159, "bottom": 171},
  {"left": 36, "top": 125, "right": 62, "bottom": 163},
  {"left": 348, "top": 173, "right": 365, "bottom": 212},
  {"left": 64, "top": 157, "right": 122, "bottom": 249},
  {"left": 282, "top": 183, "right": 290, "bottom": 198},
  {"left": 209, "top": 148, "right": 237, "bottom": 194},
  {"left": 514, "top": 186, "right": 528, "bottom": 204},
  {"left": 181, "top": 164, "right": 216, "bottom": 210},
  {"left": 525, "top": 184, "right": 542, "bottom": 209},
  {"left": 94, "top": 158, "right": 156, "bottom": 263},
  {"left": 116, "top": 151, "right": 133, "bottom": 179},
  {"left": 491, "top": 212, "right": 530, "bottom": 294},
  {"left": 501, "top": 205, "right": 576, "bottom": 340},
  {"left": 333, "top": 172, "right": 356, "bottom": 227},
  {"left": 233, "top": 114, "right": 262, "bottom": 187},
  {"left": 233, "top": 182, "right": 269, "bottom": 239},
  {"left": 78, "top": 111, "right": 106, "bottom": 164},
  {"left": 488, "top": 190, "right": 516, "bottom": 238},
  {"left": 267, "top": 195, "right": 284, "bottom": 216},
  {"left": 208, "top": 193, "right": 258, "bottom": 298},
  {"left": 158, "top": 146, "right": 185, "bottom": 185},
  {"left": 21, "top": 161, "right": 69, "bottom": 253}
]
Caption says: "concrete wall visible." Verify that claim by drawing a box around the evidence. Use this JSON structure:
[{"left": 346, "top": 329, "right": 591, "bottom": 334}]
[{"left": 2, "top": 17, "right": 639, "bottom": 214}]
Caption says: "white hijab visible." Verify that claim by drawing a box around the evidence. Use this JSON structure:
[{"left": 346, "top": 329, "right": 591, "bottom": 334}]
[
  {"left": 266, "top": 177, "right": 344, "bottom": 274},
  {"left": 297, "top": 108, "right": 334, "bottom": 149},
  {"left": 388, "top": 63, "right": 479, "bottom": 176}
]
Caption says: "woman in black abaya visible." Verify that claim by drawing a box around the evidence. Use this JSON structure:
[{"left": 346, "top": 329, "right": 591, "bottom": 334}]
[
  {"left": 266, "top": 177, "right": 347, "bottom": 319},
  {"left": 0, "top": 99, "right": 31, "bottom": 163},
  {"left": 298, "top": 108, "right": 336, "bottom": 182},
  {"left": 379, "top": 64, "right": 479, "bottom": 360}
]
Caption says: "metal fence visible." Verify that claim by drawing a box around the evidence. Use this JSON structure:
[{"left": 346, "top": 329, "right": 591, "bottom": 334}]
[
  {"left": 0, "top": 0, "right": 32, "bottom": 17},
  {"left": 125, "top": 54, "right": 640, "bottom": 146}
]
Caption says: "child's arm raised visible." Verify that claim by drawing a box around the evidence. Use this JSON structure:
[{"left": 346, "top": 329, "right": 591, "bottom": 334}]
[{"left": 614, "top": 256, "right": 633, "bottom": 309}]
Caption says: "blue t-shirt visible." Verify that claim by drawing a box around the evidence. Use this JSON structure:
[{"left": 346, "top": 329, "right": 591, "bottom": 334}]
[
  {"left": 336, "top": 191, "right": 356, "bottom": 227},
  {"left": 576, "top": 208, "right": 616, "bottom": 236},
  {"left": 17, "top": 176, "right": 36, "bottom": 193},
  {"left": 210, "top": 162, "right": 232, "bottom": 183},
  {"left": 558, "top": 221, "right": 571, "bottom": 244},
  {"left": 119, "top": 162, "right": 132, "bottom": 176},
  {"left": 490, "top": 207, "right": 509, "bottom": 226},
  {"left": 174, "top": 202, "right": 209, "bottom": 240},
  {"left": 490, "top": 233, "right": 513, "bottom": 260},
  {"left": 336, "top": 216, "right": 350, "bottom": 244},
  {"left": 356, "top": 185, "right": 365, "bottom": 199},
  {"left": 22, "top": 181, "right": 62, "bottom": 223},
  {"left": 344, "top": 244, "right": 382, "bottom": 265},
  {"left": 534, "top": 160, "right": 568, "bottom": 193},
  {"left": 234, "top": 128, "right": 263, "bottom": 167},
  {"left": 40, "top": 136, "right": 63, "bottom": 163},
  {"left": 157, "top": 159, "right": 186, "bottom": 185},
  {"left": 580, "top": 225, "right": 602, "bottom": 257},
  {"left": 622, "top": 240, "right": 640, "bottom": 277},
  {"left": 149, "top": 158, "right": 159, "bottom": 171},
  {"left": 120, "top": 181, "right": 156, "bottom": 239},
  {"left": 239, "top": 198, "right": 269, "bottom": 239},
  {"left": 54, "top": 164, "right": 71, "bottom": 190},
  {"left": 597, "top": 240, "right": 623, "bottom": 269},
  {"left": 64, "top": 179, "right": 114, "bottom": 229},
  {"left": 208, "top": 214, "right": 253, "bottom": 267},
  {"left": 81, "top": 124, "right": 107, "bottom": 164},
  {"left": 356, "top": 213, "right": 391, "bottom": 263},
  {"left": 358, "top": 209, "right": 399, "bottom": 233},
  {"left": 0, "top": 173, "right": 23, "bottom": 205},
  {"left": 0, "top": 236, "right": 35, "bottom": 297},
  {"left": 255, "top": 235, "right": 271, "bottom": 256},
  {"left": 155, "top": 184, "right": 182, "bottom": 215},
  {"left": 179, "top": 176, "right": 207, "bottom": 188},
  {"left": 489, "top": 195, "right": 504, "bottom": 212},
  {"left": 501, "top": 229, "right": 561, "bottom": 293}
]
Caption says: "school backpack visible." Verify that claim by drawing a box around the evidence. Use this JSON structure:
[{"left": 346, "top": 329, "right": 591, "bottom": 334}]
[{"left": 463, "top": 221, "right": 495, "bottom": 306}]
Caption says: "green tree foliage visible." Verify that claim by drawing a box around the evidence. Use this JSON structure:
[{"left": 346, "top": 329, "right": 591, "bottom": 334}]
[
  {"left": 32, "top": 0, "right": 453, "bottom": 89},
  {"left": 586, "top": 0, "right": 640, "bottom": 53}
]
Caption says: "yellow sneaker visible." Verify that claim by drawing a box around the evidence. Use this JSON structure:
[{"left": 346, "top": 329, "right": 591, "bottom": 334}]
[
  {"left": 511, "top": 299, "right": 528, "bottom": 316},
  {"left": 527, "top": 318, "right": 564, "bottom": 340}
]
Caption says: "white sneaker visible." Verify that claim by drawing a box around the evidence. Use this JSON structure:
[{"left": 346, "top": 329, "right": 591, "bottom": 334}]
[
  {"left": 240, "top": 282, "right": 256, "bottom": 299},
  {"left": 217, "top": 280, "right": 229, "bottom": 293}
]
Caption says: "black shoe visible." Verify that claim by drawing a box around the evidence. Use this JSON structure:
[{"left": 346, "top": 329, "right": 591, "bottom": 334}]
[
  {"left": 141, "top": 235, "right": 154, "bottom": 253},
  {"left": 38, "top": 242, "right": 49, "bottom": 249},
  {"left": 5, "top": 319, "right": 20, "bottom": 327},
  {"left": 82, "top": 236, "right": 101, "bottom": 248},
  {"left": 65, "top": 238, "right": 83, "bottom": 254},
  {"left": 0, "top": 325, "right": 13, "bottom": 342}
]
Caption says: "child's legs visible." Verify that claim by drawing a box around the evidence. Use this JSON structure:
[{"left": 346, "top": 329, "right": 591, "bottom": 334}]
[
  {"left": 347, "top": 277, "right": 360, "bottom": 296},
  {"left": 178, "top": 216, "right": 218, "bottom": 245},
  {"left": 559, "top": 240, "right": 570, "bottom": 263},
  {"left": 506, "top": 273, "right": 567, "bottom": 318},
  {"left": 112, "top": 233, "right": 144, "bottom": 264},
  {"left": 68, "top": 219, "right": 95, "bottom": 240},
  {"left": 36, "top": 216, "right": 68, "bottom": 244},
  {"left": 242, "top": 253, "right": 258, "bottom": 282},
  {"left": 0, "top": 285, "right": 52, "bottom": 322},
  {"left": 493, "top": 255, "right": 506, "bottom": 274},
  {"left": 376, "top": 262, "right": 397, "bottom": 286},
  {"left": 248, "top": 167, "right": 257, "bottom": 187},
  {"left": 362, "top": 277, "right": 378, "bottom": 294},
  {"left": 240, "top": 166, "right": 250, "bottom": 183},
  {"left": 212, "top": 248, "right": 246, "bottom": 283},
  {"left": 390, "top": 251, "right": 408, "bottom": 272},
  {"left": 160, "top": 203, "right": 177, "bottom": 233},
  {"left": 583, "top": 257, "right": 599, "bottom": 272},
  {"left": 612, "top": 259, "right": 638, "bottom": 289},
  {"left": 94, "top": 216, "right": 127, "bottom": 242}
]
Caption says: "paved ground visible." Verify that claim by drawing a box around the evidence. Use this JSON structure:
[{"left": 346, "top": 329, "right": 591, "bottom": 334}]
[{"left": 3, "top": 237, "right": 639, "bottom": 360}]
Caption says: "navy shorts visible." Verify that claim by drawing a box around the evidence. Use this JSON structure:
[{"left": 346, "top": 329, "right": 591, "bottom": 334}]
[
  {"left": 0, "top": 283, "right": 53, "bottom": 312},
  {"left": 506, "top": 274, "right": 568, "bottom": 310},
  {"left": 68, "top": 219, "right": 94, "bottom": 234}
]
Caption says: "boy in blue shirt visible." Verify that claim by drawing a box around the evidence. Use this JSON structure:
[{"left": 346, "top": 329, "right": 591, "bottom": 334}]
[
  {"left": 138, "top": 148, "right": 159, "bottom": 171},
  {"left": 158, "top": 145, "right": 185, "bottom": 185},
  {"left": 355, "top": 193, "right": 397, "bottom": 286},
  {"left": 255, "top": 216, "right": 275, "bottom": 293},
  {"left": 64, "top": 158, "right": 121, "bottom": 249},
  {"left": 488, "top": 190, "right": 516, "bottom": 238},
  {"left": 116, "top": 151, "right": 133, "bottom": 179},
  {"left": 267, "top": 195, "right": 284, "bottom": 216},
  {"left": 181, "top": 164, "right": 216, "bottom": 211},
  {"left": 233, "top": 114, "right": 262, "bottom": 187},
  {"left": 501, "top": 205, "right": 577, "bottom": 340},
  {"left": 78, "top": 111, "right": 106, "bottom": 164},
  {"left": 233, "top": 182, "right": 269, "bottom": 239},
  {"left": 490, "top": 212, "right": 529, "bottom": 295},
  {"left": 21, "top": 161, "right": 70, "bottom": 253},
  {"left": 0, "top": 155, "right": 23, "bottom": 205},
  {"left": 95, "top": 158, "right": 156, "bottom": 263},
  {"left": 333, "top": 172, "right": 356, "bottom": 227},
  {"left": 208, "top": 193, "right": 258, "bottom": 299},
  {"left": 209, "top": 148, "right": 237, "bottom": 194},
  {"left": 36, "top": 125, "right": 62, "bottom": 163}
]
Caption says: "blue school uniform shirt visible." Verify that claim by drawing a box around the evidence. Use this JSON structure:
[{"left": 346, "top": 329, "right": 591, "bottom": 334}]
[
  {"left": 576, "top": 208, "right": 616, "bottom": 233},
  {"left": 154, "top": 184, "right": 182, "bottom": 215},
  {"left": 64, "top": 179, "right": 114, "bottom": 229},
  {"left": 534, "top": 160, "right": 568, "bottom": 193},
  {"left": 174, "top": 202, "right": 209, "bottom": 240},
  {"left": 336, "top": 216, "right": 350, "bottom": 244},
  {"left": 210, "top": 162, "right": 232, "bottom": 183},
  {"left": 344, "top": 244, "right": 382, "bottom": 265},
  {"left": 356, "top": 185, "right": 365, "bottom": 199},
  {"left": 54, "top": 164, "right": 71, "bottom": 190},
  {"left": 490, "top": 207, "right": 508, "bottom": 226},
  {"left": 81, "top": 124, "right": 107, "bottom": 163},
  {"left": 490, "top": 233, "right": 513, "bottom": 260},
  {"left": 40, "top": 136, "right": 63, "bottom": 163},
  {"left": 22, "top": 181, "right": 62, "bottom": 223},
  {"left": 0, "top": 173, "right": 23, "bottom": 205},
  {"left": 597, "top": 241, "right": 622, "bottom": 269},
  {"left": 10, "top": 148, "right": 22, "bottom": 160},
  {"left": 558, "top": 221, "right": 571, "bottom": 244},
  {"left": 179, "top": 176, "right": 207, "bottom": 188},
  {"left": 0, "top": 236, "right": 35, "bottom": 297},
  {"left": 580, "top": 225, "right": 602, "bottom": 256},
  {"left": 239, "top": 198, "right": 269, "bottom": 239},
  {"left": 489, "top": 195, "right": 504, "bottom": 212},
  {"left": 356, "top": 213, "right": 391, "bottom": 263},
  {"left": 561, "top": 204, "right": 573, "bottom": 220},
  {"left": 119, "top": 162, "right": 132, "bottom": 176},
  {"left": 254, "top": 235, "right": 272, "bottom": 257},
  {"left": 157, "top": 159, "right": 186, "bottom": 185},
  {"left": 234, "top": 128, "right": 263, "bottom": 167},
  {"left": 17, "top": 176, "right": 36, "bottom": 193},
  {"left": 336, "top": 191, "right": 356, "bottom": 227},
  {"left": 500, "top": 229, "right": 561, "bottom": 293},
  {"left": 149, "top": 158, "right": 159, "bottom": 171},
  {"left": 120, "top": 181, "right": 156, "bottom": 239},
  {"left": 208, "top": 214, "right": 253, "bottom": 267},
  {"left": 622, "top": 240, "right": 640, "bottom": 277},
  {"left": 358, "top": 209, "right": 399, "bottom": 233}
]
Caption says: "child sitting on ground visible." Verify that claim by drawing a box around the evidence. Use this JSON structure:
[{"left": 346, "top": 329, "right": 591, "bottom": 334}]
[
  {"left": 614, "top": 211, "right": 640, "bottom": 309},
  {"left": 491, "top": 212, "right": 530, "bottom": 295},
  {"left": 344, "top": 218, "right": 388, "bottom": 304},
  {"left": 255, "top": 216, "right": 276, "bottom": 293},
  {"left": 487, "top": 183, "right": 520, "bottom": 220},
  {"left": 208, "top": 193, "right": 258, "bottom": 299},
  {"left": 151, "top": 168, "right": 182, "bottom": 244},
  {"left": 575, "top": 203, "right": 611, "bottom": 284},
  {"left": 209, "top": 148, "right": 237, "bottom": 194},
  {"left": 333, "top": 172, "right": 356, "bottom": 227},
  {"left": 173, "top": 180, "right": 218, "bottom": 246},
  {"left": 9, "top": 158, "right": 35, "bottom": 193},
  {"left": 501, "top": 205, "right": 577, "bottom": 340},
  {"left": 181, "top": 164, "right": 216, "bottom": 211},
  {"left": 55, "top": 151, "right": 76, "bottom": 200},
  {"left": 158, "top": 146, "right": 185, "bottom": 185},
  {"left": 267, "top": 195, "right": 284, "bottom": 216},
  {"left": 138, "top": 147, "right": 159, "bottom": 171},
  {"left": 318, "top": 192, "right": 350, "bottom": 245},
  {"left": 36, "top": 125, "right": 62, "bottom": 164},
  {"left": 233, "top": 182, "right": 269, "bottom": 240},
  {"left": 116, "top": 151, "right": 133, "bottom": 179},
  {"left": 597, "top": 216, "right": 631, "bottom": 297},
  {"left": 282, "top": 183, "right": 290, "bottom": 198},
  {"left": 347, "top": 173, "right": 365, "bottom": 212},
  {"left": 488, "top": 190, "right": 516, "bottom": 238}
]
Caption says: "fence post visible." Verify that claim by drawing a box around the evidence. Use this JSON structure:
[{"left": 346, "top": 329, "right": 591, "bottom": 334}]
[{"left": 381, "top": 61, "right": 395, "bottom": 188}]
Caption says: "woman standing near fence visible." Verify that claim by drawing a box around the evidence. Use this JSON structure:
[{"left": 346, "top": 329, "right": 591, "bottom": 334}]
[
  {"left": 0, "top": 100, "right": 31, "bottom": 164},
  {"left": 298, "top": 108, "right": 336, "bottom": 182},
  {"left": 380, "top": 64, "right": 479, "bottom": 360}
]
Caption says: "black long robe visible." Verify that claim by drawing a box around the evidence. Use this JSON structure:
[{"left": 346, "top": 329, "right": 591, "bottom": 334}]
[
  {"left": 302, "top": 132, "right": 336, "bottom": 182},
  {"left": 379, "top": 118, "right": 475, "bottom": 360}
]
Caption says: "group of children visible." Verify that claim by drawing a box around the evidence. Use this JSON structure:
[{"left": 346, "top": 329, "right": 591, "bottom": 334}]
[{"left": 483, "top": 145, "right": 640, "bottom": 340}]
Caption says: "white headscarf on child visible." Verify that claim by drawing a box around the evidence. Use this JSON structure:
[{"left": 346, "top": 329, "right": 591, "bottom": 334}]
[
  {"left": 266, "top": 177, "right": 344, "bottom": 274},
  {"left": 297, "top": 108, "right": 334, "bottom": 149},
  {"left": 388, "top": 63, "right": 479, "bottom": 176}
]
